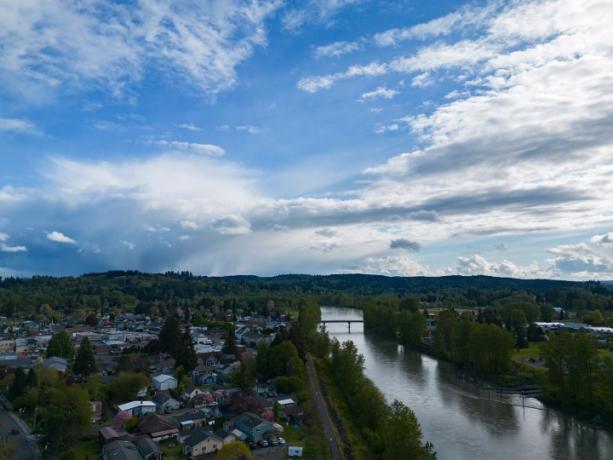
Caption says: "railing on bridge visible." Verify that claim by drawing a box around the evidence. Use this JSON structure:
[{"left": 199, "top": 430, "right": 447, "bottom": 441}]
[{"left": 318, "top": 319, "right": 364, "bottom": 333}]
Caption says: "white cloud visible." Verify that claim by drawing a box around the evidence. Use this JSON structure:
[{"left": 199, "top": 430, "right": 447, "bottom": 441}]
[
  {"left": 314, "top": 40, "right": 361, "bottom": 58},
  {"left": 411, "top": 72, "right": 432, "bottom": 88},
  {"left": 47, "top": 231, "right": 77, "bottom": 244},
  {"left": 282, "top": 0, "right": 365, "bottom": 31},
  {"left": 94, "top": 120, "right": 121, "bottom": 131},
  {"left": 154, "top": 140, "right": 225, "bottom": 156},
  {"left": 0, "top": 118, "right": 42, "bottom": 135},
  {"left": 0, "top": 0, "right": 282, "bottom": 98},
  {"left": 0, "top": 232, "right": 27, "bottom": 253},
  {"left": 547, "top": 239, "right": 613, "bottom": 276},
  {"left": 456, "top": 254, "right": 541, "bottom": 278},
  {"left": 176, "top": 123, "right": 202, "bottom": 132},
  {"left": 349, "top": 255, "right": 429, "bottom": 277},
  {"left": 358, "top": 86, "right": 398, "bottom": 102}
]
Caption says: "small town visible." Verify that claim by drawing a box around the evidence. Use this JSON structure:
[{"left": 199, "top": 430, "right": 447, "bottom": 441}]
[{"left": 0, "top": 306, "right": 310, "bottom": 459}]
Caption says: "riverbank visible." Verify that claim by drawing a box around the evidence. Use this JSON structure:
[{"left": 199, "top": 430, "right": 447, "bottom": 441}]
[{"left": 322, "top": 306, "right": 613, "bottom": 460}]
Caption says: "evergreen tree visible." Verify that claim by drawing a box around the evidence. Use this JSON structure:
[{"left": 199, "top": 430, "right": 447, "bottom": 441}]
[
  {"left": 46, "top": 331, "right": 75, "bottom": 360},
  {"left": 175, "top": 331, "right": 197, "bottom": 372},
  {"left": 223, "top": 327, "right": 237, "bottom": 355},
  {"left": 73, "top": 337, "right": 96, "bottom": 376},
  {"left": 159, "top": 316, "right": 182, "bottom": 356},
  {"left": 26, "top": 368, "right": 37, "bottom": 388},
  {"left": 8, "top": 367, "right": 27, "bottom": 401}
]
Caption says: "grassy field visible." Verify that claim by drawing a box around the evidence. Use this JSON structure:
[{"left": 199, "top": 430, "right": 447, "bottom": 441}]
[
  {"left": 67, "top": 439, "right": 100, "bottom": 459},
  {"left": 511, "top": 342, "right": 542, "bottom": 362}
]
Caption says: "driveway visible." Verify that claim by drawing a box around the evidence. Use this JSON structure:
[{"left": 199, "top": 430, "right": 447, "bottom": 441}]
[{"left": 0, "top": 408, "right": 40, "bottom": 460}]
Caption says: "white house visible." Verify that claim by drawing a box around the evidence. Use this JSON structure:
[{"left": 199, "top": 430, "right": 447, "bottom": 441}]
[
  {"left": 117, "top": 400, "right": 156, "bottom": 417},
  {"left": 152, "top": 374, "right": 178, "bottom": 391}
]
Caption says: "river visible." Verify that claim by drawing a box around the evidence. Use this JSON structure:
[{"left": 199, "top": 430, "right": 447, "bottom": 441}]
[{"left": 321, "top": 306, "right": 613, "bottom": 460}]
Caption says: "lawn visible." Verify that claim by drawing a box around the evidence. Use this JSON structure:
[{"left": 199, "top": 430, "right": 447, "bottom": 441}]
[
  {"left": 67, "top": 439, "right": 100, "bottom": 459},
  {"left": 512, "top": 342, "right": 542, "bottom": 362},
  {"left": 598, "top": 348, "right": 613, "bottom": 359}
]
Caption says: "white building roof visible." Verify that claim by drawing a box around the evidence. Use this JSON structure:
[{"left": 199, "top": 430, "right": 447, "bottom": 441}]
[
  {"left": 117, "top": 400, "right": 156, "bottom": 412},
  {"left": 277, "top": 398, "right": 295, "bottom": 406},
  {"left": 152, "top": 374, "right": 176, "bottom": 383}
]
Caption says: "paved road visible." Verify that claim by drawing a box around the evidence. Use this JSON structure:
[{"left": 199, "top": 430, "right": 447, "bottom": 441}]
[
  {"left": 305, "top": 355, "right": 342, "bottom": 460},
  {"left": 0, "top": 408, "right": 40, "bottom": 460}
]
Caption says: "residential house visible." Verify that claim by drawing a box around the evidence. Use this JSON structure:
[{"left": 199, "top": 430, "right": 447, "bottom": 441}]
[
  {"left": 135, "top": 435, "right": 162, "bottom": 460},
  {"left": 214, "top": 428, "right": 236, "bottom": 445},
  {"left": 152, "top": 374, "right": 177, "bottom": 391},
  {"left": 102, "top": 440, "right": 141, "bottom": 460},
  {"left": 182, "top": 386, "right": 204, "bottom": 402},
  {"left": 42, "top": 356, "right": 68, "bottom": 373},
  {"left": 234, "top": 412, "right": 274, "bottom": 443},
  {"left": 175, "top": 410, "right": 208, "bottom": 432},
  {"left": 138, "top": 413, "right": 179, "bottom": 441},
  {"left": 117, "top": 401, "right": 156, "bottom": 418},
  {"left": 182, "top": 429, "right": 223, "bottom": 458},
  {"left": 98, "top": 426, "right": 131, "bottom": 444},
  {"left": 153, "top": 391, "right": 181, "bottom": 414}
]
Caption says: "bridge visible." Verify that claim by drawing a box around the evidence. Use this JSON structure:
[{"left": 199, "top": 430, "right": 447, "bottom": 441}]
[{"left": 318, "top": 319, "right": 364, "bottom": 333}]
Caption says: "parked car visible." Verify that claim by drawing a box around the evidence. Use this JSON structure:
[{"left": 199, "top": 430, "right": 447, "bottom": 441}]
[
  {"left": 270, "top": 437, "right": 279, "bottom": 446},
  {"left": 278, "top": 437, "right": 286, "bottom": 445},
  {"left": 258, "top": 439, "right": 269, "bottom": 447}
]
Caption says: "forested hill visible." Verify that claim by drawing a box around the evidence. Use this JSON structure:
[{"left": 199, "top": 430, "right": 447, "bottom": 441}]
[{"left": 0, "top": 271, "right": 610, "bottom": 318}]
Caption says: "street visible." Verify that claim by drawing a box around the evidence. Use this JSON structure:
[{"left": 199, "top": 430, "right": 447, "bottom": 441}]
[{"left": 0, "top": 407, "right": 40, "bottom": 460}]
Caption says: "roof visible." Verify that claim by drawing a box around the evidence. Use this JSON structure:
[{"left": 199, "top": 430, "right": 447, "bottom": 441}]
[
  {"left": 153, "top": 391, "right": 178, "bottom": 405},
  {"left": 118, "top": 400, "right": 156, "bottom": 412},
  {"left": 152, "top": 373, "right": 176, "bottom": 383},
  {"left": 135, "top": 435, "right": 161, "bottom": 457},
  {"left": 277, "top": 398, "right": 296, "bottom": 406},
  {"left": 102, "top": 440, "right": 142, "bottom": 460},
  {"left": 235, "top": 412, "right": 268, "bottom": 429},
  {"left": 138, "top": 413, "right": 178, "bottom": 435},
  {"left": 184, "top": 429, "right": 221, "bottom": 448},
  {"left": 42, "top": 356, "right": 68, "bottom": 367},
  {"left": 175, "top": 410, "right": 207, "bottom": 424}
]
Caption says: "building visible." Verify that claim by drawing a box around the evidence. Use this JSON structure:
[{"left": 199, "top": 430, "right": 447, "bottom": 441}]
[
  {"left": 138, "top": 413, "right": 179, "bottom": 441},
  {"left": 102, "top": 440, "right": 142, "bottom": 460},
  {"left": 117, "top": 400, "right": 156, "bottom": 417},
  {"left": 234, "top": 412, "right": 274, "bottom": 443},
  {"left": 182, "top": 429, "right": 223, "bottom": 457},
  {"left": 42, "top": 356, "right": 68, "bottom": 373},
  {"left": 175, "top": 410, "right": 208, "bottom": 432},
  {"left": 152, "top": 374, "right": 177, "bottom": 391},
  {"left": 135, "top": 436, "right": 162, "bottom": 460},
  {"left": 153, "top": 391, "right": 181, "bottom": 413}
]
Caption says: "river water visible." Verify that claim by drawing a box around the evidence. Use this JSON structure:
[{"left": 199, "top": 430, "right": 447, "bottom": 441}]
[{"left": 321, "top": 306, "right": 613, "bottom": 460}]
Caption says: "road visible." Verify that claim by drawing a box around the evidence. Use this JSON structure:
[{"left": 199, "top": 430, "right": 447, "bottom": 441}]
[
  {"left": 0, "top": 407, "right": 40, "bottom": 460},
  {"left": 305, "top": 355, "right": 342, "bottom": 460}
]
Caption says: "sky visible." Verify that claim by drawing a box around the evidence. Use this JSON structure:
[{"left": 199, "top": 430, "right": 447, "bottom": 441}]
[{"left": 1, "top": 0, "right": 613, "bottom": 280}]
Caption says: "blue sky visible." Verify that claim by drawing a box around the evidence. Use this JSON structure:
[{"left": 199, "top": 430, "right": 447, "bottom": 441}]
[{"left": 1, "top": 0, "right": 612, "bottom": 279}]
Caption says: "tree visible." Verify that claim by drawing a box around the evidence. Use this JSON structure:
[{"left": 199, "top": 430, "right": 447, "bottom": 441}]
[
  {"left": 510, "top": 309, "right": 528, "bottom": 349},
  {"left": 269, "top": 341, "right": 304, "bottom": 378},
  {"left": 8, "top": 367, "right": 27, "bottom": 401},
  {"left": 235, "top": 357, "right": 257, "bottom": 392},
  {"left": 159, "top": 316, "right": 182, "bottom": 356},
  {"left": 41, "top": 385, "right": 92, "bottom": 454},
  {"left": 223, "top": 327, "right": 237, "bottom": 355},
  {"left": 73, "top": 337, "right": 96, "bottom": 376},
  {"left": 107, "top": 372, "right": 149, "bottom": 404},
  {"left": 175, "top": 331, "right": 197, "bottom": 372},
  {"left": 46, "top": 331, "right": 74, "bottom": 360},
  {"left": 215, "top": 441, "right": 253, "bottom": 460},
  {"left": 381, "top": 400, "right": 435, "bottom": 460}
]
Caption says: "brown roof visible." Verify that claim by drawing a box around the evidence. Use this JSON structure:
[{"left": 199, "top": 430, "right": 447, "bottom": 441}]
[{"left": 138, "top": 413, "right": 178, "bottom": 436}]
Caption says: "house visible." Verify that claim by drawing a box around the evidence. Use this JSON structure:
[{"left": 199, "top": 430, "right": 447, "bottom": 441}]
[
  {"left": 138, "top": 413, "right": 179, "bottom": 441},
  {"left": 175, "top": 410, "right": 208, "bottom": 432},
  {"left": 152, "top": 374, "right": 177, "bottom": 391},
  {"left": 192, "top": 369, "right": 217, "bottom": 385},
  {"left": 117, "top": 401, "right": 156, "bottom": 417},
  {"left": 182, "top": 429, "right": 223, "bottom": 457},
  {"left": 153, "top": 391, "right": 181, "bottom": 413},
  {"left": 214, "top": 428, "right": 236, "bottom": 445},
  {"left": 42, "top": 356, "right": 68, "bottom": 373},
  {"left": 98, "top": 426, "right": 131, "bottom": 444},
  {"left": 135, "top": 435, "right": 162, "bottom": 460},
  {"left": 102, "top": 440, "right": 141, "bottom": 460},
  {"left": 234, "top": 412, "right": 274, "bottom": 443},
  {"left": 183, "top": 386, "right": 204, "bottom": 401}
]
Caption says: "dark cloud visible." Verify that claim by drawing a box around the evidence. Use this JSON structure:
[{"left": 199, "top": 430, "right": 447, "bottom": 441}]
[{"left": 390, "top": 239, "right": 421, "bottom": 251}]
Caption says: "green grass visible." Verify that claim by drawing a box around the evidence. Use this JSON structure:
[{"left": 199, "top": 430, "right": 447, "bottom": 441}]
[
  {"left": 598, "top": 348, "right": 613, "bottom": 359},
  {"left": 281, "top": 424, "right": 305, "bottom": 445},
  {"left": 66, "top": 439, "right": 100, "bottom": 459},
  {"left": 159, "top": 439, "right": 185, "bottom": 460},
  {"left": 511, "top": 342, "right": 541, "bottom": 362}
]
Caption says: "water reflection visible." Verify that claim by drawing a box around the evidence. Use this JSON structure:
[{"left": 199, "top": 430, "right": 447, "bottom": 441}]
[{"left": 322, "top": 306, "right": 613, "bottom": 460}]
